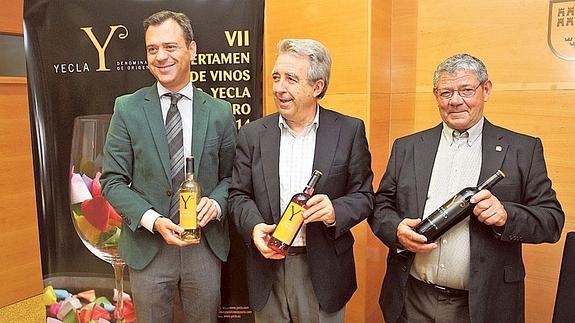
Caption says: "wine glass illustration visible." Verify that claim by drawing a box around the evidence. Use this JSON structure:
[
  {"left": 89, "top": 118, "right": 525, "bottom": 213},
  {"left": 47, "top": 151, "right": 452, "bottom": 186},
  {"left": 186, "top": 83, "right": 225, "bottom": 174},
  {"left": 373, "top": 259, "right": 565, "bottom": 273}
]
[{"left": 69, "top": 114, "right": 126, "bottom": 322}]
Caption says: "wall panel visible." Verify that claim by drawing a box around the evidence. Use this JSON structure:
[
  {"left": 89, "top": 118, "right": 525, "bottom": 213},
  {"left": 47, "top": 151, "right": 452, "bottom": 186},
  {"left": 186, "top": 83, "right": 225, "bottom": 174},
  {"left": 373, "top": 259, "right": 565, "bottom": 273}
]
[
  {"left": 416, "top": 1, "right": 575, "bottom": 91},
  {"left": 0, "top": 0, "right": 23, "bottom": 34},
  {"left": 264, "top": 0, "right": 370, "bottom": 115},
  {"left": 0, "top": 2, "right": 44, "bottom": 320},
  {"left": 0, "top": 78, "right": 43, "bottom": 308}
]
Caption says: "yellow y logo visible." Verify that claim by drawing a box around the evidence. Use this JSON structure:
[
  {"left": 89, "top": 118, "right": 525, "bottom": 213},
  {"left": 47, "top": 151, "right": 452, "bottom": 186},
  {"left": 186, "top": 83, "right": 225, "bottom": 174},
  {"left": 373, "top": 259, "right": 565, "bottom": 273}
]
[{"left": 81, "top": 25, "right": 128, "bottom": 71}]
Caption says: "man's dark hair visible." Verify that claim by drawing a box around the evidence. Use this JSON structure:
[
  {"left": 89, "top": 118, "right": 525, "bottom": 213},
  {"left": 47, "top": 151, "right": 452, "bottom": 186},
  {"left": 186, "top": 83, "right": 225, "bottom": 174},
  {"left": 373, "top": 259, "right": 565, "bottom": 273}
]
[{"left": 143, "top": 10, "right": 194, "bottom": 45}]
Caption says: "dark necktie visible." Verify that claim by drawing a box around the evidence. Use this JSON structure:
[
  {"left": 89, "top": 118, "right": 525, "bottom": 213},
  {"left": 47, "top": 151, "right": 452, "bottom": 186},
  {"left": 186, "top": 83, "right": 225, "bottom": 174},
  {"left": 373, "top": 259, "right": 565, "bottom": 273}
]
[{"left": 165, "top": 93, "right": 184, "bottom": 220}]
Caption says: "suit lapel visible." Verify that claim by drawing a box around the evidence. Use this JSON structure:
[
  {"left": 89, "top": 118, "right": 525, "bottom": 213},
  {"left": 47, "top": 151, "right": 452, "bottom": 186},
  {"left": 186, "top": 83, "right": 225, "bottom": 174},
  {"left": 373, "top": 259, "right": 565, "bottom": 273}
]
[
  {"left": 313, "top": 107, "right": 340, "bottom": 193},
  {"left": 142, "top": 85, "right": 171, "bottom": 183},
  {"left": 414, "top": 125, "right": 442, "bottom": 218},
  {"left": 260, "top": 115, "right": 281, "bottom": 221},
  {"left": 192, "top": 87, "right": 209, "bottom": 176},
  {"left": 472, "top": 119, "right": 507, "bottom": 253},
  {"left": 479, "top": 119, "right": 508, "bottom": 183}
]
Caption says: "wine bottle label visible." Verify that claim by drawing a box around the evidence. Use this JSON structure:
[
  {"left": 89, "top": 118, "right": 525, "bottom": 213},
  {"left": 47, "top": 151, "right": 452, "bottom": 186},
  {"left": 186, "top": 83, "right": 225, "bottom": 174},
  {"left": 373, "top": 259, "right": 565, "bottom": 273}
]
[
  {"left": 179, "top": 192, "right": 197, "bottom": 229},
  {"left": 273, "top": 201, "right": 305, "bottom": 243},
  {"left": 445, "top": 196, "right": 458, "bottom": 208}
]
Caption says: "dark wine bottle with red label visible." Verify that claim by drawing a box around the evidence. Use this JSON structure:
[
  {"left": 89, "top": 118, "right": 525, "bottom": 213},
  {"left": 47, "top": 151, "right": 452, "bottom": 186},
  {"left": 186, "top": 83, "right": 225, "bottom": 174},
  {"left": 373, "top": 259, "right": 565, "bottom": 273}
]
[
  {"left": 267, "top": 170, "right": 323, "bottom": 255},
  {"left": 415, "top": 170, "right": 506, "bottom": 242}
]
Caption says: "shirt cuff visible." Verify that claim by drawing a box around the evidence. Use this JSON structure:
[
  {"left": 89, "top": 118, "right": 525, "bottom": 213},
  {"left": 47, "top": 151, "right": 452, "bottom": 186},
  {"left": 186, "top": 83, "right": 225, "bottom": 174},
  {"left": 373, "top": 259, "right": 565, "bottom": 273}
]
[
  {"left": 323, "top": 220, "right": 336, "bottom": 227},
  {"left": 211, "top": 198, "right": 222, "bottom": 220},
  {"left": 140, "top": 209, "right": 162, "bottom": 233},
  {"left": 491, "top": 225, "right": 504, "bottom": 239}
]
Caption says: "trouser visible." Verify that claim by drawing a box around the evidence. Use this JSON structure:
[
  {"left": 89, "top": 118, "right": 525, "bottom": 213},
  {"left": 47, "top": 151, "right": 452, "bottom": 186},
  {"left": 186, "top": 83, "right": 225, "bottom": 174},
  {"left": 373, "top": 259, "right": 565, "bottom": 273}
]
[
  {"left": 398, "top": 275, "right": 470, "bottom": 323},
  {"left": 129, "top": 238, "right": 221, "bottom": 323},
  {"left": 254, "top": 252, "right": 345, "bottom": 323}
]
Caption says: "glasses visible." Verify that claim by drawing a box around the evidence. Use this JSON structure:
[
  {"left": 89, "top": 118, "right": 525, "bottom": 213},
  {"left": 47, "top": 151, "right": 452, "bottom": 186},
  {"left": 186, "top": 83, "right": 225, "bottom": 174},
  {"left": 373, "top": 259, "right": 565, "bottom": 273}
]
[{"left": 435, "top": 82, "right": 484, "bottom": 100}]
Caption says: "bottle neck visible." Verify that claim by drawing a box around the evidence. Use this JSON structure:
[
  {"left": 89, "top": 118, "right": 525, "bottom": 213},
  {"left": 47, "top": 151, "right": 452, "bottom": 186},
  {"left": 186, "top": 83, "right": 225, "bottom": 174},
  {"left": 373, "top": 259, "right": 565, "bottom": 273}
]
[
  {"left": 184, "top": 157, "right": 194, "bottom": 181},
  {"left": 304, "top": 186, "right": 314, "bottom": 196},
  {"left": 303, "top": 170, "right": 322, "bottom": 196},
  {"left": 477, "top": 170, "right": 505, "bottom": 191}
]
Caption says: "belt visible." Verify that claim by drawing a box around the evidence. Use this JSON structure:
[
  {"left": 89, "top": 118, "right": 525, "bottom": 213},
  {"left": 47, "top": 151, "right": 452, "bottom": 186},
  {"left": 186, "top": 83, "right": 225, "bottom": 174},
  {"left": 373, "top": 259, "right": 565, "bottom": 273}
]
[
  {"left": 410, "top": 276, "right": 468, "bottom": 297},
  {"left": 286, "top": 246, "right": 307, "bottom": 256}
]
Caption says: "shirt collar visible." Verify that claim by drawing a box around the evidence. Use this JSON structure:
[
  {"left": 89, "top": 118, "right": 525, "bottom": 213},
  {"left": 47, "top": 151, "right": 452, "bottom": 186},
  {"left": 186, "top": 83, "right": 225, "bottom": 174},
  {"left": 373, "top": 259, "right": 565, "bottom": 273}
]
[
  {"left": 278, "top": 105, "right": 320, "bottom": 134},
  {"left": 441, "top": 117, "right": 484, "bottom": 146},
  {"left": 156, "top": 81, "right": 194, "bottom": 101}
]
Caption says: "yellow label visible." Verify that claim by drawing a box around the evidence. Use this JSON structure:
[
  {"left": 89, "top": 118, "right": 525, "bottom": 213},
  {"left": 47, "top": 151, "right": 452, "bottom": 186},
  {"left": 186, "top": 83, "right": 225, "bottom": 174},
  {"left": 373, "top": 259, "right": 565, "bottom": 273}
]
[
  {"left": 179, "top": 192, "right": 197, "bottom": 229},
  {"left": 273, "top": 202, "right": 305, "bottom": 244}
]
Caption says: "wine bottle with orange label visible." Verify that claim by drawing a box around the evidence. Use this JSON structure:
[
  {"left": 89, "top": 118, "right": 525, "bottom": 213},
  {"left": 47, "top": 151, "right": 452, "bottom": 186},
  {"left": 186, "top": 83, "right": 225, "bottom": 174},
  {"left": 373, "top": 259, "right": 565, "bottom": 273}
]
[{"left": 267, "top": 170, "right": 323, "bottom": 255}]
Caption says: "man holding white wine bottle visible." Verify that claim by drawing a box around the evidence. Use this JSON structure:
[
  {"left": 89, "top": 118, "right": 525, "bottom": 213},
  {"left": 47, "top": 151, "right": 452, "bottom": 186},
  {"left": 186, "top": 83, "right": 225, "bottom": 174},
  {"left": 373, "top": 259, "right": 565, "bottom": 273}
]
[
  {"left": 229, "top": 39, "right": 374, "bottom": 322},
  {"left": 369, "top": 53, "right": 564, "bottom": 323},
  {"left": 101, "top": 10, "right": 236, "bottom": 323}
]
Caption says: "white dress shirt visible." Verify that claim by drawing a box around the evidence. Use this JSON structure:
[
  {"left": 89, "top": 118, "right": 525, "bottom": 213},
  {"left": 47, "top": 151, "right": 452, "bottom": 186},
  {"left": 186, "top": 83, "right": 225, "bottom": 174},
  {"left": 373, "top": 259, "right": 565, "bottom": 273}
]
[{"left": 278, "top": 108, "right": 319, "bottom": 246}]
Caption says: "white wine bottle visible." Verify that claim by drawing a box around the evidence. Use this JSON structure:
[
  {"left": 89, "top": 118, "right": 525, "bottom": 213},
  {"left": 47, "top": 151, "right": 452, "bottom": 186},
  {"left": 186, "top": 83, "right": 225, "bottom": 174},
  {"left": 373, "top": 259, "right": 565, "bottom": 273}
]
[{"left": 179, "top": 156, "right": 201, "bottom": 243}]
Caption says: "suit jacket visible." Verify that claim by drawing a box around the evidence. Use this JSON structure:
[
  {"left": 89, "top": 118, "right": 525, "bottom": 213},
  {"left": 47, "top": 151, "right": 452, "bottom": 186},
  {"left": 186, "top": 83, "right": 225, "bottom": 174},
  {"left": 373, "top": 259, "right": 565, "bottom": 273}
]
[
  {"left": 101, "top": 84, "right": 237, "bottom": 270},
  {"left": 369, "top": 119, "right": 564, "bottom": 323},
  {"left": 229, "top": 107, "right": 374, "bottom": 313}
]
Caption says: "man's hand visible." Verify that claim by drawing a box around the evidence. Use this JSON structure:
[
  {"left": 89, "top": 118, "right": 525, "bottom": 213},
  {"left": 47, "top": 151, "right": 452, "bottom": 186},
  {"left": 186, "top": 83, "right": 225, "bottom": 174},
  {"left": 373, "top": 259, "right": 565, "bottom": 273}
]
[
  {"left": 397, "top": 218, "right": 437, "bottom": 253},
  {"left": 197, "top": 197, "right": 218, "bottom": 227},
  {"left": 471, "top": 189, "right": 507, "bottom": 226},
  {"left": 153, "top": 217, "right": 193, "bottom": 247},
  {"left": 252, "top": 223, "right": 285, "bottom": 260},
  {"left": 303, "top": 194, "right": 335, "bottom": 225}
]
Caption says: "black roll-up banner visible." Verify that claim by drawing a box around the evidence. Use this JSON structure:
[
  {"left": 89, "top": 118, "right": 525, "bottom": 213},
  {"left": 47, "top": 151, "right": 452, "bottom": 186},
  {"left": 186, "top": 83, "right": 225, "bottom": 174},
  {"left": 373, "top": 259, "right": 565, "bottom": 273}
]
[{"left": 24, "top": 0, "right": 263, "bottom": 321}]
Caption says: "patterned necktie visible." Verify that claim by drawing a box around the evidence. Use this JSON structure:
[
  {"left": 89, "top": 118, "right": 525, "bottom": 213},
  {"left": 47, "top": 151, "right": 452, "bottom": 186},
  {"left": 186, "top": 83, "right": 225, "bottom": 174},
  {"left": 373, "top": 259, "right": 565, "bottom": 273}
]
[{"left": 165, "top": 93, "right": 184, "bottom": 220}]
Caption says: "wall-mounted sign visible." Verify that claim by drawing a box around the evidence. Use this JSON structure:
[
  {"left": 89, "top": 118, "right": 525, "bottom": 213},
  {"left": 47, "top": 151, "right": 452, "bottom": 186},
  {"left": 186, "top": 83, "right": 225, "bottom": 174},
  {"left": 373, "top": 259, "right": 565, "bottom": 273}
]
[{"left": 549, "top": 0, "right": 575, "bottom": 60}]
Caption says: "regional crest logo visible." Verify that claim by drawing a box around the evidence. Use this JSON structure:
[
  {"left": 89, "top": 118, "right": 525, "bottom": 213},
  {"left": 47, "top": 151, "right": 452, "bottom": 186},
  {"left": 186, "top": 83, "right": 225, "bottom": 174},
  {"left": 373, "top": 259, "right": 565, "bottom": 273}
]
[{"left": 549, "top": 0, "right": 575, "bottom": 60}]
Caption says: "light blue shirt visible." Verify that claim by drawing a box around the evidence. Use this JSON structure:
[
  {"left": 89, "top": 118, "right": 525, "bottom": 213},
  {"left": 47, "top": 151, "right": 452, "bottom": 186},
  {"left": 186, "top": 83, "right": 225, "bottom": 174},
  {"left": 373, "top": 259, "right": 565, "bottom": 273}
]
[{"left": 411, "top": 118, "right": 484, "bottom": 290}]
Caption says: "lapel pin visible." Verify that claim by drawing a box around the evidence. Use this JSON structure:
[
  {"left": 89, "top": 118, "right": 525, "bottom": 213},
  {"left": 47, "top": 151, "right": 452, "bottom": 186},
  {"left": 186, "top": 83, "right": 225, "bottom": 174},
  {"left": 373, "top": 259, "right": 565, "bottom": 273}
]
[{"left": 495, "top": 145, "right": 502, "bottom": 152}]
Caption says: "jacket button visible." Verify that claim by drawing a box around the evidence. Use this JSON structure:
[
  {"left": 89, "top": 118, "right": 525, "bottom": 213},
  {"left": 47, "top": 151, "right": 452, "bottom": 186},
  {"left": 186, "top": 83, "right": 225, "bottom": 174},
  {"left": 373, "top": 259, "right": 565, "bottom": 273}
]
[
  {"left": 402, "top": 265, "right": 407, "bottom": 272},
  {"left": 166, "top": 190, "right": 172, "bottom": 196}
]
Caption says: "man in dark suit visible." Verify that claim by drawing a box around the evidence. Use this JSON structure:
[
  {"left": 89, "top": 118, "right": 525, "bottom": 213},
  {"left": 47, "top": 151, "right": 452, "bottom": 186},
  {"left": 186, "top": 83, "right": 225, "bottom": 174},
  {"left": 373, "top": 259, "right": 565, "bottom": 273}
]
[
  {"left": 101, "top": 10, "right": 236, "bottom": 323},
  {"left": 229, "top": 39, "right": 373, "bottom": 322},
  {"left": 369, "top": 53, "right": 564, "bottom": 323}
]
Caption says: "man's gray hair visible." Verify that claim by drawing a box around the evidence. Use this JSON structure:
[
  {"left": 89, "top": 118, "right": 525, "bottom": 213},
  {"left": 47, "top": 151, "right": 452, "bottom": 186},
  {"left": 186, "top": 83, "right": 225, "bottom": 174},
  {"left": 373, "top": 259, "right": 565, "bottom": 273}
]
[
  {"left": 433, "top": 53, "right": 488, "bottom": 88},
  {"left": 143, "top": 10, "right": 194, "bottom": 45},
  {"left": 278, "top": 39, "right": 332, "bottom": 99}
]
